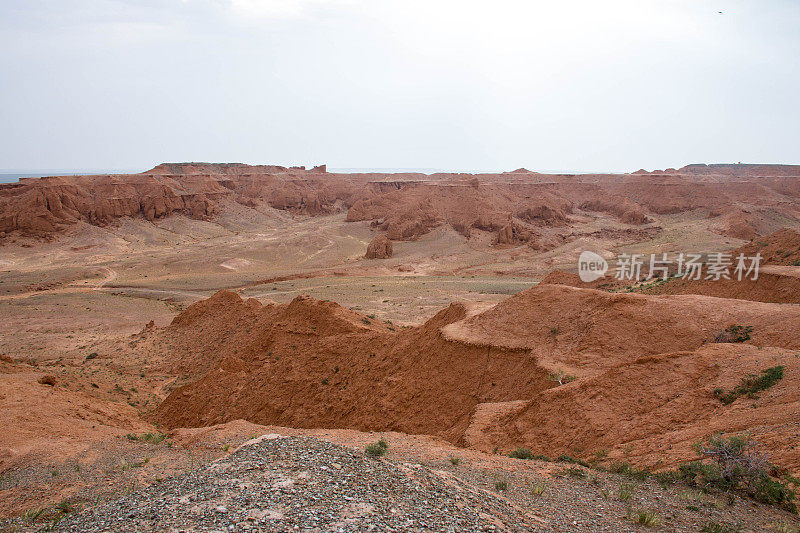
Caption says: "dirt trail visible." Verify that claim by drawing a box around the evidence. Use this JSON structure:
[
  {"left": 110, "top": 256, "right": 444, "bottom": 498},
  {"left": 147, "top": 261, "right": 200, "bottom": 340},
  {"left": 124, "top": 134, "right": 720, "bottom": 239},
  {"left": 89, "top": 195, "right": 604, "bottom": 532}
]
[{"left": 0, "top": 267, "right": 118, "bottom": 301}]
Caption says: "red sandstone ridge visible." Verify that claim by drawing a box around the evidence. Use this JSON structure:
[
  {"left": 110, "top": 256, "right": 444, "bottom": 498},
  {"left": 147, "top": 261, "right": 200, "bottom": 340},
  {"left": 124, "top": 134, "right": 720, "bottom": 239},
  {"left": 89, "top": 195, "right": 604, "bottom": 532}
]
[
  {"left": 151, "top": 291, "right": 545, "bottom": 443},
  {"left": 2, "top": 163, "right": 800, "bottom": 242},
  {"left": 0, "top": 163, "right": 361, "bottom": 238},
  {"left": 365, "top": 233, "right": 393, "bottom": 259},
  {"left": 150, "top": 284, "right": 800, "bottom": 475},
  {"left": 736, "top": 228, "right": 800, "bottom": 265}
]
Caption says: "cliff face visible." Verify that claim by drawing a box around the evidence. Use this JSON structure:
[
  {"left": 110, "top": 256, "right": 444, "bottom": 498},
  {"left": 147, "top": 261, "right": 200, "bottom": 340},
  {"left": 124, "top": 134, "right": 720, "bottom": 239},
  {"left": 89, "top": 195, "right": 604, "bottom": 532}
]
[
  {"left": 0, "top": 164, "right": 354, "bottom": 237},
  {"left": 2, "top": 163, "right": 800, "bottom": 243}
]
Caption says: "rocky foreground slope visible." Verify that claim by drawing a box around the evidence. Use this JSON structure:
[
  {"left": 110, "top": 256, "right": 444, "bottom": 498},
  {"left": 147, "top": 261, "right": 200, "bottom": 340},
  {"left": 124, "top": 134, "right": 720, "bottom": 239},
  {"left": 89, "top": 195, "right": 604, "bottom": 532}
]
[
  {"left": 29, "top": 434, "right": 544, "bottom": 532},
  {"left": 3, "top": 163, "right": 800, "bottom": 247},
  {"left": 7, "top": 431, "right": 798, "bottom": 532}
]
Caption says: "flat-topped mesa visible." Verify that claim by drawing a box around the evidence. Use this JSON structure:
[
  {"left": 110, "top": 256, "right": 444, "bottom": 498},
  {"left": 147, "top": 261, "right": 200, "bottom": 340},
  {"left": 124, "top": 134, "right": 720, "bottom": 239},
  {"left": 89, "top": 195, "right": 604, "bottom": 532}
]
[
  {"left": 677, "top": 163, "right": 800, "bottom": 177},
  {"left": 146, "top": 162, "right": 292, "bottom": 175}
]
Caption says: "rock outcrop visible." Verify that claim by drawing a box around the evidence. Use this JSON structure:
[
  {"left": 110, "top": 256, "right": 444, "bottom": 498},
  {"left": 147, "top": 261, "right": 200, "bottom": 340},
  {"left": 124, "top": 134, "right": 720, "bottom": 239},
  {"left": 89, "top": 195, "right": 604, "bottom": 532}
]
[{"left": 365, "top": 233, "right": 393, "bottom": 259}]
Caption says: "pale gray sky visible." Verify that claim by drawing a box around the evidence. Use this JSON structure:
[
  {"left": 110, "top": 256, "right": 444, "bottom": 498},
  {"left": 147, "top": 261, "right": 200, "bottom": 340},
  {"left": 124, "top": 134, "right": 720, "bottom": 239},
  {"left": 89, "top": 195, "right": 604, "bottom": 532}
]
[{"left": 1, "top": 0, "right": 798, "bottom": 173}]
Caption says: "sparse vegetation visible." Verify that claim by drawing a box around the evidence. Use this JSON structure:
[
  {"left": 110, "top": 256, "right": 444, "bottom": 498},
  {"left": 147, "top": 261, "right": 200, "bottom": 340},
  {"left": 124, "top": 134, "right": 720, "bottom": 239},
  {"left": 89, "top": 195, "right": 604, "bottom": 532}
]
[
  {"left": 592, "top": 448, "right": 609, "bottom": 462},
  {"left": 365, "top": 438, "right": 389, "bottom": 457},
  {"left": 547, "top": 369, "right": 577, "bottom": 385},
  {"left": 121, "top": 457, "right": 150, "bottom": 471},
  {"left": 677, "top": 434, "right": 796, "bottom": 513},
  {"left": 626, "top": 508, "right": 661, "bottom": 527},
  {"left": 448, "top": 456, "right": 460, "bottom": 466},
  {"left": 701, "top": 521, "right": 741, "bottom": 533},
  {"left": 769, "top": 520, "right": 800, "bottom": 533},
  {"left": 24, "top": 508, "right": 44, "bottom": 521},
  {"left": 715, "top": 325, "right": 753, "bottom": 343},
  {"left": 55, "top": 500, "right": 74, "bottom": 515},
  {"left": 494, "top": 480, "right": 508, "bottom": 491},
  {"left": 508, "top": 447, "right": 532, "bottom": 459},
  {"left": 507, "top": 447, "right": 550, "bottom": 461},
  {"left": 618, "top": 482, "right": 635, "bottom": 501},
  {"left": 531, "top": 482, "right": 546, "bottom": 496},
  {"left": 609, "top": 461, "right": 650, "bottom": 481},
  {"left": 556, "top": 455, "right": 590, "bottom": 468},
  {"left": 556, "top": 466, "right": 586, "bottom": 479},
  {"left": 126, "top": 432, "right": 167, "bottom": 444},
  {"left": 713, "top": 366, "right": 784, "bottom": 405}
]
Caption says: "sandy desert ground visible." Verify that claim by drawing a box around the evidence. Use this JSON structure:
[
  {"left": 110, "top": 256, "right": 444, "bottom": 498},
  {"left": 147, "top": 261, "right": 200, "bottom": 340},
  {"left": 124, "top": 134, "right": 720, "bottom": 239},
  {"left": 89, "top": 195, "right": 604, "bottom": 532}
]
[{"left": 1, "top": 163, "right": 800, "bottom": 531}]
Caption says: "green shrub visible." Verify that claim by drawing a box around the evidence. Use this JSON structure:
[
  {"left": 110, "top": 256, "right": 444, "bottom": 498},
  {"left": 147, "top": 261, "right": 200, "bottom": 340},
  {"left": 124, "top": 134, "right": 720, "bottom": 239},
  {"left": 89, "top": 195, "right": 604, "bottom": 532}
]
[
  {"left": 714, "top": 325, "right": 753, "bottom": 343},
  {"left": 509, "top": 447, "right": 533, "bottom": 459},
  {"left": 626, "top": 508, "right": 661, "bottom": 527},
  {"left": 449, "top": 456, "right": 460, "bottom": 466},
  {"left": 678, "top": 434, "right": 796, "bottom": 513},
  {"left": 55, "top": 500, "right": 74, "bottom": 514},
  {"left": 610, "top": 461, "right": 650, "bottom": 480},
  {"left": 507, "top": 447, "right": 549, "bottom": 461},
  {"left": 652, "top": 470, "right": 682, "bottom": 486},
  {"left": 24, "top": 508, "right": 44, "bottom": 521},
  {"left": 494, "top": 480, "right": 508, "bottom": 491},
  {"left": 618, "top": 482, "right": 635, "bottom": 501},
  {"left": 365, "top": 439, "right": 388, "bottom": 457},
  {"left": 564, "top": 467, "right": 587, "bottom": 479},
  {"left": 125, "top": 432, "right": 167, "bottom": 444},
  {"left": 547, "top": 370, "right": 577, "bottom": 385},
  {"left": 556, "top": 455, "right": 590, "bottom": 468},
  {"left": 713, "top": 366, "right": 784, "bottom": 405}
]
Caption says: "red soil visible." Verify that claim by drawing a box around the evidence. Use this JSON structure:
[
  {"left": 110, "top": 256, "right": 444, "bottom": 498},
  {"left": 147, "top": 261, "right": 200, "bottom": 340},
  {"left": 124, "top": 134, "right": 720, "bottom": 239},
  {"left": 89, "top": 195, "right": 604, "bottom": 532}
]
[
  {"left": 736, "top": 228, "right": 800, "bottom": 265},
  {"left": 151, "top": 292, "right": 547, "bottom": 443},
  {"left": 645, "top": 267, "right": 800, "bottom": 304},
  {"left": 150, "top": 283, "right": 800, "bottom": 474}
]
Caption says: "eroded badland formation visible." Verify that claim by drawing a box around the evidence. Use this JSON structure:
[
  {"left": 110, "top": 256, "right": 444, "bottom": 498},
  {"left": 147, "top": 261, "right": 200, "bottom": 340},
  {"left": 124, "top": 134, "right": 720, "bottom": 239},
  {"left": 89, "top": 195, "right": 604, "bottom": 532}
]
[{"left": 2, "top": 163, "right": 800, "bottom": 531}]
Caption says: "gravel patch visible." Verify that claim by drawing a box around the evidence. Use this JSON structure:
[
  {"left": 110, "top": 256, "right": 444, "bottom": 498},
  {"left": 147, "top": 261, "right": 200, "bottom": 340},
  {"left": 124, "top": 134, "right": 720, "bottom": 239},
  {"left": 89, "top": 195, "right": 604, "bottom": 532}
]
[{"left": 12, "top": 435, "right": 545, "bottom": 532}]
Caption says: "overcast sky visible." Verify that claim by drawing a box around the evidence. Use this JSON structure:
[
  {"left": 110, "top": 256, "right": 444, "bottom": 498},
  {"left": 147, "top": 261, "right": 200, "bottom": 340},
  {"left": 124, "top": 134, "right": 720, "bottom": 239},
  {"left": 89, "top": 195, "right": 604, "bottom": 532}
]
[{"left": 0, "top": 0, "right": 798, "bottom": 173}]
